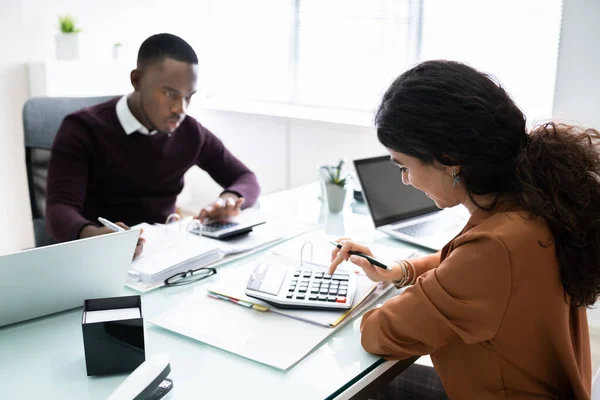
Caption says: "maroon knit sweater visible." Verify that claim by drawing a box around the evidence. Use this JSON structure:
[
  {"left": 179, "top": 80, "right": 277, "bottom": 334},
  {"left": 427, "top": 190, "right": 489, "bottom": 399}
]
[{"left": 46, "top": 97, "right": 260, "bottom": 241}]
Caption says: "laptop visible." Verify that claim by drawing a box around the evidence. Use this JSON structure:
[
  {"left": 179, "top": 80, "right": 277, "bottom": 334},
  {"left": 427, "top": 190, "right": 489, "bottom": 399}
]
[
  {"left": 0, "top": 229, "right": 139, "bottom": 328},
  {"left": 353, "top": 156, "right": 467, "bottom": 250}
]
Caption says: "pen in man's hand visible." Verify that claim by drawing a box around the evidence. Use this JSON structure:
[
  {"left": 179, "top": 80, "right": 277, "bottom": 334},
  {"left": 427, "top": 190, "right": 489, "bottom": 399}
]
[
  {"left": 98, "top": 217, "right": 126, "bottom": 232},
  {"left": 328, "top": 240, "right": 391, "bottom": 270}
]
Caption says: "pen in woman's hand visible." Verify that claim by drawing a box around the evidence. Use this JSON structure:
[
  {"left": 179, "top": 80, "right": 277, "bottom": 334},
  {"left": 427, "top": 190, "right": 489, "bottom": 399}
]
[{"left": 328, "top": 240, "right": 391, "bottom": 270}]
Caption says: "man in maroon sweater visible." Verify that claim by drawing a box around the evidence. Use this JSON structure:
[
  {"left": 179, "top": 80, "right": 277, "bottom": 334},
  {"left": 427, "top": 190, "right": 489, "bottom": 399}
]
[{"left": 46, "top": 33, "right": 260, "bottom": 257}]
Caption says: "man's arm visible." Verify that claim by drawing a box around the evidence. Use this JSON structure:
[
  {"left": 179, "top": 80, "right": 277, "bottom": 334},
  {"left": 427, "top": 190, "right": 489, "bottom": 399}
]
[
  {"left": 45, "top": 117, "right": 95, "bottom": 241},
  {"left": 195, "top": 123, "right": 260, "bottom": 207}
]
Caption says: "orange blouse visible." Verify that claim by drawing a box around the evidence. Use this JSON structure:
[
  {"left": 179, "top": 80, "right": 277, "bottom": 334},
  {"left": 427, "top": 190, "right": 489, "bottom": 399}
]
[{"left": 361, "top": 210, "right": 591, "bottom": 399}]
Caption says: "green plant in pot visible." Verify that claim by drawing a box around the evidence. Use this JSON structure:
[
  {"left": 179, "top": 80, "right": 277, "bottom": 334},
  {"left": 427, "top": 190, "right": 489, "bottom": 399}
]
[
  {"left": 322, "top": 160, "right": 351, "bottom": 213},
  {"left": 113, "top": 42, "right": 123, "bottom": 60},
  {"left": 55, "top": 15, "right": 82, "bottom": 60},
  {"left": 59, "top": 15, "right": 81, "bottom": 33}
]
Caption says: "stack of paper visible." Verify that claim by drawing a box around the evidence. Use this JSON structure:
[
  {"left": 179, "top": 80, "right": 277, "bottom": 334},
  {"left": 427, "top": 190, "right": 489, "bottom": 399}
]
[
  {"left": 269, "top": 230, "right": 420, "bottom": 270},
  {"left": 126, "top": 213, "right": 320, "bottom": 292},
  {"left": 205, "top": 253, "right": 388, "bottom": 327},
  {"left": 129, "top": 223, "right": 222, "bottom": 284},
  {"left": 149, "top": 251, "right": 397, "bottom": 369}
]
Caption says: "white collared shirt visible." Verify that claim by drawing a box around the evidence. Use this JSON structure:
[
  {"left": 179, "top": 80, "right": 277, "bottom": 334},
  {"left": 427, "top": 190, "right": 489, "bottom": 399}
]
[{"left": 116, "top": 95, "right": 157, "bottom": 135}]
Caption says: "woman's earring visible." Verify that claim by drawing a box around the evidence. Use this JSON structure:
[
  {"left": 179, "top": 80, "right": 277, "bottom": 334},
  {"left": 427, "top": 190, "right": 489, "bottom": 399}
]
[{"left": 452, "top": 170, "right": 461, "bottom": 188}]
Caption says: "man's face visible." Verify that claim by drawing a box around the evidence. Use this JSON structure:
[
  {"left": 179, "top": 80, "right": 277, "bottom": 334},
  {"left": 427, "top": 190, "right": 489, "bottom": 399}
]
[{"left": 134, "top": 58, "right": 198, "bottom": 133}]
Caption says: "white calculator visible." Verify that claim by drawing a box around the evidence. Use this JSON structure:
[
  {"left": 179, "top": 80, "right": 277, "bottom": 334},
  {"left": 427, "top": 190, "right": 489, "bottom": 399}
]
[{"left": 245, "top": 262, "right": 357, "bottom": 310}]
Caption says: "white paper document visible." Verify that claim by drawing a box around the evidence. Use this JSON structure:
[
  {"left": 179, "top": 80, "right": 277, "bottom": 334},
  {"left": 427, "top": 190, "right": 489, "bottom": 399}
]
[
  {"left": 129, "top": 222, "right": 222, "bottom": 282},
  {"left": 206, "top": 254, "right": 388, "bottom": 328},
  {"left": 126, "top": 212, "right": 319, "bottom": 293},
  {"left": 149, "top": 252, "right": 396, "bottom": 370},
  {"left": 84, "top": 308, "right": 141, "bottom": 324},
  {"left": 270, "top": 231, "right": 420, "bottom": 269}
]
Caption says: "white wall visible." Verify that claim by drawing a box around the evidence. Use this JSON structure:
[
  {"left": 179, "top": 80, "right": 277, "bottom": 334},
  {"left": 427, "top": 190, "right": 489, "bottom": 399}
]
[
  {"left": 0, "top": 0, "right": 384, "bottom": 254},
  {"left": 178, "top": 109, "right": 383, "bottom": 213},
  {"left": 420, "top": 0, "right": 562, "bottom": 125},
  {"left": 552, "top": 0, "right": 600, "bottom": 130},
  {"left": 0, "top": 0, "right": 594, "bottom": 256},
  {"left": 0, "top": 1, "right": 35, "bottom": 255},
  {"left": 0, "top": 0, "right": 209, "bottom": 255},
  {"left": 552, "top": 0, "right": 600, "bottom": 326}
]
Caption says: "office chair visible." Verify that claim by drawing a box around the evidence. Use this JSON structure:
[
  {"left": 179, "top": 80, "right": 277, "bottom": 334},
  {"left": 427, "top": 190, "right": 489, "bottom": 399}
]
[
  {"left": 23, "top": 96, "right": 116, "bottom": 247},
  {"left": 593, "top": 366, "right": 600, "bottom": 399}
]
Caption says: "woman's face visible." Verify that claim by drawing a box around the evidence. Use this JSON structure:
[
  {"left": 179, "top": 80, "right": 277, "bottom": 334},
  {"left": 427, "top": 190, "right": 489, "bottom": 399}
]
[{"left": 386, "top": 148, "right": 463, "bottom": 209}]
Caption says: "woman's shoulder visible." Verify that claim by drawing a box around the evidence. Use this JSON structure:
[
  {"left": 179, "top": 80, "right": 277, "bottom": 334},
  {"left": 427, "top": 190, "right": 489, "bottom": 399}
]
[
  {"left": 453, "top": 211, "right": 556, "bottom": 277},
  {"left": 475, "top": 211, "right": 551, "bottom": 238},
  {"left": 451, "top": 210, "right": 553, "bottom": 256},
  {"left": 456, "top": 211, "right": 552, "bottom": 246}
]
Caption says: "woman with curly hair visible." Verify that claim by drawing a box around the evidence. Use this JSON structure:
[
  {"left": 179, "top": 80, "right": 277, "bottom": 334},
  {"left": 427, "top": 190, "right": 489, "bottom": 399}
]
[{"left": 330, "top": 60, "right": 599, "bottom": 399}]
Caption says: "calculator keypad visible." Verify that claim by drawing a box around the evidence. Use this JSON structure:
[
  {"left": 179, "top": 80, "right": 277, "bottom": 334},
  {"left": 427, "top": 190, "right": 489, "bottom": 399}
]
[
  {"left": 288, "top": 269, "right": 350, "bottom": 304},
  {"left": 202, "top": 221, "right": 239, "bottom": 232}
]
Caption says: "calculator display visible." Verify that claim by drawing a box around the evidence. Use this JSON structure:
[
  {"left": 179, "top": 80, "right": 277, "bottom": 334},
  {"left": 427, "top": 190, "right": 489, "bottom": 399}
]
[{"left": 246, "top": 263, "right": 286, "bottom": 296}]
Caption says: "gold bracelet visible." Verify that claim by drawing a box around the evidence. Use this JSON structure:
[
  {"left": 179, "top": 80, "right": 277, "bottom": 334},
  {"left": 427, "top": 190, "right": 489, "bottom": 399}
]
[
  {"left": 392, "top": 259, "right": 418, "bottom": 288},
  {"left": 392, "top": 260, "right": 409, "bottom": 288},
  {"left": 402, "top": 260, "right": 410, "bottom": 286},
  {"left": 405, "top": 259, "right": 416, "bottom": 285}
]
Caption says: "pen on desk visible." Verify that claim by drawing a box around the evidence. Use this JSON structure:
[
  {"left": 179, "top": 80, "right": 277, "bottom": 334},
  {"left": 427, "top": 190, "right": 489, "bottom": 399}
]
[
  {"left": 98, "top": 217, "right": 126, "bottom": 232},
  {"left": 328, "top": 240, "right": 391, "bottom": 270}
]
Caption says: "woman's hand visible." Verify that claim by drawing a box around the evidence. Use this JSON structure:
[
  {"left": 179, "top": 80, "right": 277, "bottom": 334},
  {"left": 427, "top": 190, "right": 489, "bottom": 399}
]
[{"left": 329, "top": 238, "right": 400, "bottom": 282}]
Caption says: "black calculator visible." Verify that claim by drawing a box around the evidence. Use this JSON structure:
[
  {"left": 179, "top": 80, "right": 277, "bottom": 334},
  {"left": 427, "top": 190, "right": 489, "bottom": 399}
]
[
  {"left": 192, "top": 219, "right": 266, "bottom": 240},
  {"left": 245, "top": 262, "right": 357, "bottom": 310}
]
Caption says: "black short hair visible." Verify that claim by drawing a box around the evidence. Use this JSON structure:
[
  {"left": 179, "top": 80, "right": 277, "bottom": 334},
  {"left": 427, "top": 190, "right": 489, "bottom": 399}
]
[{"left": 137, "top": 33, "right": 198, "bottom": 69}]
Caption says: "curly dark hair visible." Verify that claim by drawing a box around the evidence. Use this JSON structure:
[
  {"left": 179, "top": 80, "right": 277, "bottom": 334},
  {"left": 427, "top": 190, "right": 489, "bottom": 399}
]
[{"left": 376, "top": 60, "right": 600, "bottom": 307}]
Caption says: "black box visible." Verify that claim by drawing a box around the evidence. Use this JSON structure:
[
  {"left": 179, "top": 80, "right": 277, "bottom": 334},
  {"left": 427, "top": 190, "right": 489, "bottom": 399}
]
[{"left": 82, "top": 295, "right": 145, "bottom": 376}]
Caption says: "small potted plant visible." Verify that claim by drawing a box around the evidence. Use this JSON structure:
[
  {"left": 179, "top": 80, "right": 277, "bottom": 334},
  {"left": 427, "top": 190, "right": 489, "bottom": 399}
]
[
  {"left": 321, "top": 160, "right": 351, "bottom": 213},
  {"left": 55, "top": 15, "right": 81, "bottom": 60},
  {"left": 112, "top": 42, "right": 123, "bottom": 60}
]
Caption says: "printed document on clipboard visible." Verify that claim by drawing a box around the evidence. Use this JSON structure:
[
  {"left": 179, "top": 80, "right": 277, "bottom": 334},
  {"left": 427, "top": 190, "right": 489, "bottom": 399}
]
[
  {"left": 126, "top": 211, "right": 319, "bottom": 293},
  {"left": 148, "top": 233, "right": 417, "bottom": 369},
  {"left": 202, "top": 232, "right": 418, "bottom": 327}
]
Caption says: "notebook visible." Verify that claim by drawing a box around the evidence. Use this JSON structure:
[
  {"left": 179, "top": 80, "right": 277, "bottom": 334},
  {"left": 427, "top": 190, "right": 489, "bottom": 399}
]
[
  {"left": 203, "top": 231, "right": 417, "bottom": 327},
  {"left": 127, "top": 222, "right": 222, "bottom": 285},
  {"left": 198, "top": 231, "right": 420, "bottom": 328},
  {"left": 126, "top": 214, "right": 319, "bottom": 293},
  {"left": 205, "top": 253, "right": 387, "bottom": 328},
  {"left": 270, "top": 231, "right": 420, "bottom": 268},
  {"left": 149, "top": 234, "right": 416, "bottom": 369},
  {"left": 149, "top": 253, "right": 395, "bottom": 370}
]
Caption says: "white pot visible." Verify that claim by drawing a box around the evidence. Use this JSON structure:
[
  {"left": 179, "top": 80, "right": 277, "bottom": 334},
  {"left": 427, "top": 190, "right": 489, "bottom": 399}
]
[
  {"left": 55, "top": 33, "right": 79, "bottom": 61},
  {"left": 112, "top": 45, "right": 122, "bottom": 60},
  {"left": 326, "top": 183, "right": 347, "bottom": 213},
  {"left": 317, "top": 165, "right": 330, "bottom": 202}
]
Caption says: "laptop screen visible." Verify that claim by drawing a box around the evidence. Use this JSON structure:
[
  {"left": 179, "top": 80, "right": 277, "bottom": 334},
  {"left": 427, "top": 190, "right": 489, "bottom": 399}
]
[{"left": 354, "top": 156, "right": 439, "bottom": 227}]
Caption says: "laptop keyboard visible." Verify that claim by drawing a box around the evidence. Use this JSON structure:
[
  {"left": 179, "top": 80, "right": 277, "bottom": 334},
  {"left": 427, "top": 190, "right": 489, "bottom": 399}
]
[{"left": 395, "top": 219, "right": 463, "bottom": 238}]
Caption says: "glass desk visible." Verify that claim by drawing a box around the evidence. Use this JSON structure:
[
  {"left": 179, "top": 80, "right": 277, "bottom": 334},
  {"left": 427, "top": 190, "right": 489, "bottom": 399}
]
[{"left": 0, "top": 183, "right": 423, "bottom": 399}]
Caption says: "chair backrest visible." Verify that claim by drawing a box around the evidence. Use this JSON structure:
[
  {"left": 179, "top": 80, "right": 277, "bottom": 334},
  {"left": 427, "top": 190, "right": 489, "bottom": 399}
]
[
  {"left": 23, "top": 96, "right": 116, "bottom": 247},
  {"left": 593, "top": 366, "right": 600, "bottom": 399}
]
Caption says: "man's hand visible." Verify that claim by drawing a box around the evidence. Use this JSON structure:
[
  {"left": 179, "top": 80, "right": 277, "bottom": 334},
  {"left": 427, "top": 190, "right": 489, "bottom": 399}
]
[
  {"left": 80, "top": 223, "right": 145, "bottom": 259},
  {"left": 197, "top": 194, "right": 245, "bottom": 222}
]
